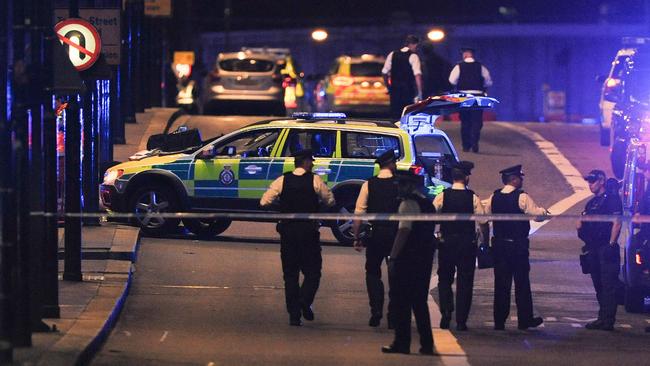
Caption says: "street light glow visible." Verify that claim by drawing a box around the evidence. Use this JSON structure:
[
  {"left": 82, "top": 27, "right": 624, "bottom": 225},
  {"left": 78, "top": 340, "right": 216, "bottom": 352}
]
[
  {"left": 312, "top": 29, "right": 328, "bottom": 42},
  {"left": 427, "top": 29, "right": 445, "bottom": 42}
]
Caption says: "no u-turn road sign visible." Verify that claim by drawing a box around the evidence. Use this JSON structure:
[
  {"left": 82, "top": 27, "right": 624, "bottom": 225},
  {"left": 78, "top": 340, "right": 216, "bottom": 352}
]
[{"left": 55, "top": 18, "right": 102, "bottom": 71}]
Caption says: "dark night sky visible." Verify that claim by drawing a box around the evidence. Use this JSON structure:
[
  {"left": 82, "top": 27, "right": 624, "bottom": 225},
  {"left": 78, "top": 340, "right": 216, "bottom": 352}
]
[{"left": 188, "top": 0, "right": 647, "bottom": 31}]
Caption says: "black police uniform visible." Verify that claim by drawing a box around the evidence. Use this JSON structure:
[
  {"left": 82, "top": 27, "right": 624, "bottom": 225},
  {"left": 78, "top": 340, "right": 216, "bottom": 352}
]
[
  {"left": 455, "top": 59, "right": 485, "bottom": 152},
  {"left": 389, "top": 49, "right": 417, "bottom": 119},
  {"left": 491, "top": 185, "right": 542, "bottom": 330},
  {"left": 438, "top": 188, "right": 477, "bottom": 328},
  {"left": 580, "top": 189, "right": 622, "bottom": 328},
  {"left": 365, "top": 175, "right": 400, "bottom": 323},
  {"left": 278, "top": 170, "right": 322, "bottom": 323},
  {"left": 388, "top": 191, "right": 436, "bottom": 353}
]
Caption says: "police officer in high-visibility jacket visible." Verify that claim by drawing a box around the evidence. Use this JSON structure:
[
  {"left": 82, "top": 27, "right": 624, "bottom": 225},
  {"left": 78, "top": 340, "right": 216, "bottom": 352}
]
[
  {"left": 484, "top": 165, "right": 548, "bottom": 330},
  {"left": 432, "top": 161, "right": 488, "bottom": 331},
  {"left": 352, "top": 150, "right": 400, "bottom": 328},
  {"left": 260, "top": 149, "right": 335, "bottom": 326}
]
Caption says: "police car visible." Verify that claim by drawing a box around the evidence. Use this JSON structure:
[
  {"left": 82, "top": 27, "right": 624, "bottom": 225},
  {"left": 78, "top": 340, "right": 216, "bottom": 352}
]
[{"left": 100, "top": 94, "right": 497, "bottom": 244}]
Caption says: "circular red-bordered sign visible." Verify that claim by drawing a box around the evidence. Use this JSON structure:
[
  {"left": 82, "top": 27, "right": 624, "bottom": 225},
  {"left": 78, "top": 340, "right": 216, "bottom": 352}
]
[{"left": 54, "top": 18, "right": 102, "bottom": 71}]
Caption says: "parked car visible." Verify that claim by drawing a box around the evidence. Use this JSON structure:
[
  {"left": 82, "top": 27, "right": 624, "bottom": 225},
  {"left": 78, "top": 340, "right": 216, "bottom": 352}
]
[
  {"left": 201, "top": 48, "right": 304, "bottom": 116},
  {"left": 101, "top": 95, "right": 497, "bottom": 245},
  {"left": 314, "top": 54, "right": 390, "bottom": 115},
  {"left": 600, "top": 38, "right": 650, "bottom": 178}
]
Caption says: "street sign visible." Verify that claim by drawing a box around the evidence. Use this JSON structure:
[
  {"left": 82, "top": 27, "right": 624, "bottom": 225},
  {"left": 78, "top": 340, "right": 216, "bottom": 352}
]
[
  {"left": 173, "top": 51, "right": 195, "bottom": 66},
  {"left": 54, "top": 18, "right": 102, "bottom": 72},
  {"left": 55, "top": 9, "right": 121, "bottom": 66},
  {"left": 145, "top": 0, "right": 172, "bottom": 17}
]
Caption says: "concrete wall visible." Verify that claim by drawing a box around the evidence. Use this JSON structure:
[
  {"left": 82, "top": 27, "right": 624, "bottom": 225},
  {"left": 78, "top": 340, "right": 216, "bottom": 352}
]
[{"left": 198, "top": 23, "right": 648, "bottom": 121}]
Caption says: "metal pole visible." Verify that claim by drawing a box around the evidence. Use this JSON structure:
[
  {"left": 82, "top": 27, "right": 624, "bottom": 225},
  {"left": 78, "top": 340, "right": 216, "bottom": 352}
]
[
  {"left": 63, "top": 97, "right": 82, "bottom": 282},
  {"left": 82, "top": 82, "right": 100, "bottom": 226},
  {"left": 0, "top": 0, "right": 15, "bottom": 358},
  {"left": 224, "top": 0, "right": 231, "bottom": 50}
]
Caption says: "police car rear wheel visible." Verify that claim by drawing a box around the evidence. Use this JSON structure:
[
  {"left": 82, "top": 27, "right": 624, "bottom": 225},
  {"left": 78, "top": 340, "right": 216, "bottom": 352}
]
[
  {"left": 183, "top": 218, "right": 232, "bottom": 239},
  {"left": 624, "top": 285, "right": 646, "bottom": 313},
  {"left": 130, "top": 185, "right": 180, "bottom": 235}
]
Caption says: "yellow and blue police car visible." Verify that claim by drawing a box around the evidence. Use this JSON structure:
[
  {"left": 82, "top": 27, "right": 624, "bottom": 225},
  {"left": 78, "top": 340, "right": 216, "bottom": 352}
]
[{"left": 100, "top": 94, "right": 497, "bottom": 244}]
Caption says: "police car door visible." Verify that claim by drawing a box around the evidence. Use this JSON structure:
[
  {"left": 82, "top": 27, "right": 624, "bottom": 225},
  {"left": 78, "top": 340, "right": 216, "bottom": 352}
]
[
  {"left": 338, "top": 131, "right": 402, "bottom": 180},
  {"left": 192, "top": 128, "right": 280, "bottom": 210},
  {"left": 269, "top": 128, "right": 340, "bottom": 188}
]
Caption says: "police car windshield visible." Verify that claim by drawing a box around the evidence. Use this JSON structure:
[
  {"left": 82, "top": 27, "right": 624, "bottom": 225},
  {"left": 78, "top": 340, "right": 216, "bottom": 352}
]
[
  {"left": 219, "top": 59, "right": 275, "bottom": 72},
  {"left": 350, "top": 62, "right": 383, "bottom": 77}
]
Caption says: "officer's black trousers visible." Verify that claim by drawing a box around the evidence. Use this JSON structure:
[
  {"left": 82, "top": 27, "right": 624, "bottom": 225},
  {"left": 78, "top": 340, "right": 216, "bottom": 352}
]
[
  {"left": 390, "top": 247, "right": 435, "bottom": 351},
  {"left": 587, "top": 243, "right": 620, "bottom": 325},
  {"left": 365, "top": 227, "right": 395, "bottom": 319},
  {"left": 437, "top": 236, "right": 477, "bottom": 324},
  {"left": 493, "top": 238, "right": 535, "bottom": 326},
  {"left": 279, "top": 223, "right": 322, "bottom": 318},
  {"left": 389, "top": 88, "right": 415, "bottom": 120},
  {"left": 459, "top": 109, "right": 483, "bottom": 150}
]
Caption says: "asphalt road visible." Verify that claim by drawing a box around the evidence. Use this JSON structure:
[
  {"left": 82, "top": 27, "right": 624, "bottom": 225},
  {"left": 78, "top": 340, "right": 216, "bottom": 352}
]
[{"left": 92, "top": 120, "right": 650, "bottom": 366}]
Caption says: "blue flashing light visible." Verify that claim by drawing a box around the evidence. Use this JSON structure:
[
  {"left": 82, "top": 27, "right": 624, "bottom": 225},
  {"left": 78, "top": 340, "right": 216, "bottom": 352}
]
[{"left": 292, "top": 112, "right": 347, "bottom": 119}]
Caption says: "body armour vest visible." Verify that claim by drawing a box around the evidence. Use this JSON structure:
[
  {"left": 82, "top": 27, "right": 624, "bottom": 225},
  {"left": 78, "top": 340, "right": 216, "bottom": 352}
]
[
  {"left": 491, "top": 189, "right": 530, "bottom": 240},
  {"left": 391, "top": 50, "right": 416, "bottom": 94},
  {"left": 279, "top": 172, "right": 319, "bottom": 214},
  {"left": 402, "top": 195, "right": 436, "bottom": 257},
  {"left": 457, "top": 62, "right": 484, "bottom": 92},
  {"left": 440, "top": 188, "right": 475, "bottom": 237},
  {"left": 367, "top": 176, "right": 400, "bottom": 229}
]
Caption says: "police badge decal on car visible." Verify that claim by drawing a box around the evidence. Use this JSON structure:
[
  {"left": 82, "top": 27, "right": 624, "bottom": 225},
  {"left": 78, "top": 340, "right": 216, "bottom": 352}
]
[{"left": 219, "top": 166, "right": 235, "bottom": 185}]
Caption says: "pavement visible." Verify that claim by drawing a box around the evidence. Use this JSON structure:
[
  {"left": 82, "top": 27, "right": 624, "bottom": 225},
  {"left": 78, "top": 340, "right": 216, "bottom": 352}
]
[{"left": 11, "top": 108, "right": 180, "bottom": 366}]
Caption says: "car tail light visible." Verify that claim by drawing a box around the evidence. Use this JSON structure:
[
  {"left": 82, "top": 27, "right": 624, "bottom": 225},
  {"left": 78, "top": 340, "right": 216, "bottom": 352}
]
[
  {"left": 410, "top": 164, "right": 424, "bottom": 175},
  {"left": 208, "top": 70, "right": 220, "bottom": 82},
  {"left": 636, "top": 251, "right": 643, "bottom": 265},
  {"left": 332, "top": 76, "right": 354, "bottom": 87},
  {"left": 282, "top": 76, "right": 296, "bottom": 89}
]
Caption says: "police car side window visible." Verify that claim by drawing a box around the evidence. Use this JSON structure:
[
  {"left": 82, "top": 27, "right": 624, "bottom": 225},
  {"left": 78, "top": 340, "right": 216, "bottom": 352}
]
[
  {"left": 216, "top": 129, "right": 279, "bottom": 157},
  {"left": 342, "top": 132, "right": 401, "bottom": 159},
  {"left": 282, "top": 130, "right": 336, "bottom": 158}
]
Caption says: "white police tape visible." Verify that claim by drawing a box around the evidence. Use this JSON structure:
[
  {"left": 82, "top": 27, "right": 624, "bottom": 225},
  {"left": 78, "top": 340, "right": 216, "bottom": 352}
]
[{"left": 28, "top": 211, "right": 644, "bottom": 223}]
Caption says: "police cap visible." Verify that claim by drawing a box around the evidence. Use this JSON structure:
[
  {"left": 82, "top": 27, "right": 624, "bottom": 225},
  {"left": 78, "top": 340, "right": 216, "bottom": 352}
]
[
  {"left": 499, "top": 164, "right": 524, "bottom": 177},
  {"left": 292, "top": 149, "right": 315, "bottom": 163},
  {"left": 453, "top": 160, "right": 475, "bottom": 176},
  {"left": 375, "top": 150, "right": 396, "bottom": 166},
  {"left": 404, "top": 34, "right": 420, "bottom": 45},
  {"left": 584, "top": 169, "right": 606, "bottom": 183}
]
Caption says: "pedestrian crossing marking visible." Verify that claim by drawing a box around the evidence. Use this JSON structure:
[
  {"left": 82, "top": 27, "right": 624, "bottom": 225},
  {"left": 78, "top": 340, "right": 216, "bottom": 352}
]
[
  {"left": 545, "top": 317, "right": 557, "bottom": 321},
  {"left": 571, "top": 323, "right": 582, "bottom": 328},
  {"left": 618, "top": 324, "right": 632, "bottom": 329}
]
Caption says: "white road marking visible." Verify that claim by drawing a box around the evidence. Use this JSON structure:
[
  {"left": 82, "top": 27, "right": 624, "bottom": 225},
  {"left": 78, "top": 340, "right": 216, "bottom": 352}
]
[
  {"left": 564, "top": 317, "right": 597, "bottom": 323},
  {"left": 545, "top": 317, "right": 557, "bottom": 322},
  {"left": 646, "top": 319, "right": 650, "bottom": 324},
  {"left": 496, "top": 123, "right": 592, "bottom": 235},
  {"left": 571, "top": 323, "right": 582, "bottom": 328},
  {"left": 123, "top": 331, "right": 131, "bottom": 337},
  {"left": 618, "top": 324, "right": 633, "bottom": 329},
  {"left": 160, "top": 330, "right": 169, "bottom": 343},
  {"left": 428, "top": 274, "right": 470, "bottom": 366}
]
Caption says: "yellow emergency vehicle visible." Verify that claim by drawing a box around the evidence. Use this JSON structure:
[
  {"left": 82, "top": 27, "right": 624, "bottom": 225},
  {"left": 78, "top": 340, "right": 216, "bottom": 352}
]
[{"left": 101, "top": 95, "right": 497, "bottom": 244}]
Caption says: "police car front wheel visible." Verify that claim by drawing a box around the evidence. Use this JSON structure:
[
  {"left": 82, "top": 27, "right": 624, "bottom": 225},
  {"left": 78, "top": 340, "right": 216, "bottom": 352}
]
[{"left": 129, "top": 185, "right": 180, "bottom": 235}]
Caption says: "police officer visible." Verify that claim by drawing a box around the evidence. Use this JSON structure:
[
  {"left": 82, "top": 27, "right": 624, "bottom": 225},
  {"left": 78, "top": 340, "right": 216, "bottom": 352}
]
[
  {"left": 449, "top": 47, "right": 493, "bottom": 153},
  {"left": 382, "top": 173, "right": 437, "bottom": 355},
  {"left": 484, "top": 165, "right": 548, "bottom": 330},
  {"left": 432, "top": 161, "right": 489, "bottom": 331},
  {"left": 260, "top": 149, "right": 335, "bottom": 326},
  {"left": 382, "top": 35, "right": 424, "bottom": 119},
  {"left": 577, "top": 170, "right": 622, "bottom": 331},
  {"left": 352, "top": 150, "right": 400, "bottom": 327}
]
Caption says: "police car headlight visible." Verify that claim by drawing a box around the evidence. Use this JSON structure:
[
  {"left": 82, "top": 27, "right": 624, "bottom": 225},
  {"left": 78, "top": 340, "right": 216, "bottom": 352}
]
[{"left": 103, "top": 169, "right": 124, "bottom": 185}]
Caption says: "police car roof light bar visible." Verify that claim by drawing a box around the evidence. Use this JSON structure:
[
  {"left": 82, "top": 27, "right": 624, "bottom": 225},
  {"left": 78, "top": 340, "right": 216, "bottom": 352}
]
[{"left": 291, "top": 112, "right": 347, "bottom": 120}]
